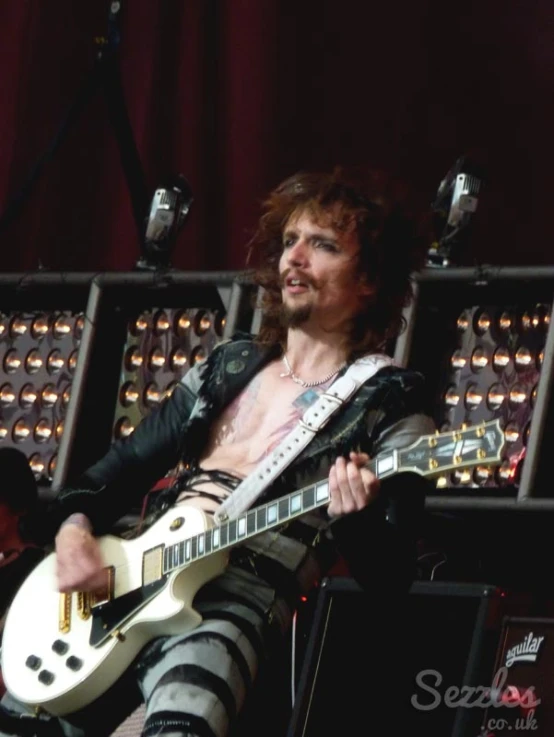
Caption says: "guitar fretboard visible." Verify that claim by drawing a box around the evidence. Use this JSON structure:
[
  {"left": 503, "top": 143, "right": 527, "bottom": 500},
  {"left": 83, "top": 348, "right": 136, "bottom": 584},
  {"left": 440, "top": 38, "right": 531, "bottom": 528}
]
[
  {"left": 161, "top": 450, "right": 397, "bottom": 575},
  {"left": 159, "top": 418, "right": 504, "bottom": 576},
  {"left": 162, "top": 480, "right": 326, "bottom": 573}
]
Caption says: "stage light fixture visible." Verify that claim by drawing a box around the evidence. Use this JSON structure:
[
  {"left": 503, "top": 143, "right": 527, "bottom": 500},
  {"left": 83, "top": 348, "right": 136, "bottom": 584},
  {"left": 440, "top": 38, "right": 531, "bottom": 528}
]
[
  {"left": 54, "top": 272, "right": 257, "bottom": 489},
  {"left": 0, "top": 274, "right": 92, "bottom": 490},
  {"left": 394, "top": 266, "right": 554, "bottom": 508},
  {"left": 112, "top": 306, "right": 226, "bottom": 440},
  {"left": 434, "top": 303, "right": 546, "bottom": 490},
  {"left": 428, "top": 155, "right": 483, "bottom": 267}
]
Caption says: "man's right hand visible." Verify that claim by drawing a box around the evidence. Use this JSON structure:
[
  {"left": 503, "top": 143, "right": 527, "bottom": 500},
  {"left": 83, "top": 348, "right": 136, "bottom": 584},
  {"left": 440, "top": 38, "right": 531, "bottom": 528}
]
[{"left": 55, "top": 514, "right": 108, "bottom": 593}]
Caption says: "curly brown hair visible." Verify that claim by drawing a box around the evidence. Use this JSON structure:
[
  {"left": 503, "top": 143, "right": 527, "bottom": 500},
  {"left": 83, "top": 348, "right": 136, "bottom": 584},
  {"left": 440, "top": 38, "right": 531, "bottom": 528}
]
[{"left": 246, "top": 166, "right": 429, "bottom": 358}]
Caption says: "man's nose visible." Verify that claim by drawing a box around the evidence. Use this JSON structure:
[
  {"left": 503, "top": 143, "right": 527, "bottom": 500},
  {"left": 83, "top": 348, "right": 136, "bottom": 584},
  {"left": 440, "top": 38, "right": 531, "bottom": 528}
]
[{"left": 286, "top": 238, "right": 309, "bottom": 266}]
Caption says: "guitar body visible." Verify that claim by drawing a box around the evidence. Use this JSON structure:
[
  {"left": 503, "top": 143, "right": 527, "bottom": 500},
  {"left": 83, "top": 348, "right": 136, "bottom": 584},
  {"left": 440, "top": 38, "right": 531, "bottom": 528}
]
[{"left": 1, "top": 506, "right": 227, "bottom": 716}]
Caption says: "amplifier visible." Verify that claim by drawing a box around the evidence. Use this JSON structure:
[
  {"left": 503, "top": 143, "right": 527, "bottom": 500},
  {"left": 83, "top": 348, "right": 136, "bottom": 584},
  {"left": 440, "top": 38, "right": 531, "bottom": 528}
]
[
  {"left": 479, "top": 617, "right": 554, "bottom": 736},
  {"left": 288, "top": 577, "right": 512, "bottom": 737}
]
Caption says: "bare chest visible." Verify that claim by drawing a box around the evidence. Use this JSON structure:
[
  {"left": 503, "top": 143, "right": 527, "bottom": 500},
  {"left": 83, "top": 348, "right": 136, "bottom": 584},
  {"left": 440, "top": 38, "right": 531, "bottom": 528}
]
[{"left": 199, "top": 362, "right": 326, "bottom": 474}]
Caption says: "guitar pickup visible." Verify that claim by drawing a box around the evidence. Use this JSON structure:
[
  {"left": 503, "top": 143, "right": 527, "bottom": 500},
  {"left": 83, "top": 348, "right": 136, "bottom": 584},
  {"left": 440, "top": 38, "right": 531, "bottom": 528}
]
[
  {"left": 58, "top": 593, "right": 71, "bottom": 633},
  {"left": 90, "top": 566, "right": 115, "bottom": 608},
  {"left": 77, "top": 592, "right": 91, "bottom": 620}
]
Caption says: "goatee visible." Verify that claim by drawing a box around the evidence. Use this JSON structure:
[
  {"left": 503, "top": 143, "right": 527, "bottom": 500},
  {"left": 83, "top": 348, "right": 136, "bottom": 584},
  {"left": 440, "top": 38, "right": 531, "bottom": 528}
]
[{"left": 280, "top": 304, "right": 312, "bottom": 328}]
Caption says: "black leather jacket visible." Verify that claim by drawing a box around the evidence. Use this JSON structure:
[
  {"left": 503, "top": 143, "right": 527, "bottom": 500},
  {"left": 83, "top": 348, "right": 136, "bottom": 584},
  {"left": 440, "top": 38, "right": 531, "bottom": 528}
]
[{"left": 21, "top": 334, "right": 435, "bottom": 593}]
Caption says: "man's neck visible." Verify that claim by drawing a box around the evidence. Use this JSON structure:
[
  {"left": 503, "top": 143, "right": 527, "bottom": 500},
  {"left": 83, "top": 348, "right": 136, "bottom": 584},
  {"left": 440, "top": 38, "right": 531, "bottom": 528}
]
[{"left": 284, "top": 327, "right": 349, "bottom": 379}]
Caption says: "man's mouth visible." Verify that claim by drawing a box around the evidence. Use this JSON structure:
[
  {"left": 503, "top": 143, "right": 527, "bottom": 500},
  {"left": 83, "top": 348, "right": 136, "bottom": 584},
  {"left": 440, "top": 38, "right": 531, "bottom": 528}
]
[
  {"left": 282, "top": 271, "right": 313, "bottom": 290},
  {"left": 284, "top": 277, "right": 310, "bottom": 294}
]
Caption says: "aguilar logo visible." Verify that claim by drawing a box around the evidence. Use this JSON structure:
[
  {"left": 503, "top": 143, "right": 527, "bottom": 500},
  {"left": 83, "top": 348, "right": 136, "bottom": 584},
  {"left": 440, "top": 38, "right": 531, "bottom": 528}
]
[{"left": 505, "top": 632, "right": 545, "bottom": 668}]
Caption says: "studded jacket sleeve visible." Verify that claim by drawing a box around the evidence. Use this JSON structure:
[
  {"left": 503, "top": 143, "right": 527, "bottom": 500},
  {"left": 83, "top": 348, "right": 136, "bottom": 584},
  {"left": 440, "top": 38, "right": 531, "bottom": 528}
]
[
  {"left": 328, "top": 373, "right": 436, "bottom": 596},
  {"left": 19, "top": 357, "right": 210, "bottom": 546}
]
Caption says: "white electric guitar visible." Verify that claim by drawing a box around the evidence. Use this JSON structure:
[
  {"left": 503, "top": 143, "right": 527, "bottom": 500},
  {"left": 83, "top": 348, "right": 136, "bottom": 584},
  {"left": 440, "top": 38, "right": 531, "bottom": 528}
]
[{"left": 1, "top": 420, "right": 505, "bottom": 716}]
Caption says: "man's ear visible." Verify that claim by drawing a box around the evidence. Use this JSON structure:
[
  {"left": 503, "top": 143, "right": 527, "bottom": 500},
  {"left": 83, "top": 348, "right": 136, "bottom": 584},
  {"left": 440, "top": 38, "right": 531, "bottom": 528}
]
[{"left": 357, "top": 275, "right": 376, "bottom": 298}]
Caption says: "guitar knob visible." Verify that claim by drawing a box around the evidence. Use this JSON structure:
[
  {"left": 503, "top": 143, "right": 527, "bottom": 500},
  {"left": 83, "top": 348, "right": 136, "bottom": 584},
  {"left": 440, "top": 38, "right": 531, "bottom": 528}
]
[
  {"left": 38, "top": 670, "right": 55, "bottom": 685},
  {"left": 25, "top": 655, "right": 42, "bottom": 671},
  {"left": 65, "top": 656, "right": 83, "bottom": 671},
  {"left": 51, "top": 639, "right": 69, "bottom": 655}
]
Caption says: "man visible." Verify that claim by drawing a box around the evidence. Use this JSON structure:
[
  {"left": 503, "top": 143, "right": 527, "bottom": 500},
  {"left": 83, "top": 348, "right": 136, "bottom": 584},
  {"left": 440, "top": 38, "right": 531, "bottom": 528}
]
[{"left": 1, "top": 167, "right": 435, "bottom": 736}]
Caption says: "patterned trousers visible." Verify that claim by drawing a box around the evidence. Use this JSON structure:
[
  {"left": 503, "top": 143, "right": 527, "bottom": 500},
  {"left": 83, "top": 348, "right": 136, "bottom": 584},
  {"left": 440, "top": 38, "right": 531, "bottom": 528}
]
[{"left": 0, "top": 566, "right": 293, "bottom": 737}]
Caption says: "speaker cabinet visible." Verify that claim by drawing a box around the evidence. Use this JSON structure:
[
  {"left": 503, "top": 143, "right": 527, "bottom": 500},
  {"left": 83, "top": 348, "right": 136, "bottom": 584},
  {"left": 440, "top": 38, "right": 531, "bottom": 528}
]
[
  {"left": 288, "top": 577, "right": 509, "bottom": 737},
  {"left": 479, "top": 617, "right": 554, "bottom": 736}
]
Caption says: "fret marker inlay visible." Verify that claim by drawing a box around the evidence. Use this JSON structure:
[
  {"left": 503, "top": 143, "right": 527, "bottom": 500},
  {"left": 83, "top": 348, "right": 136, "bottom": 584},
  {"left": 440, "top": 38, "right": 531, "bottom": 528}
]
[
  {"left": 315, "top": 483, "right": 329, "bottom": 503},
  {"left": 290, "top": 494, "right": 302, "bottom": 513},
  {"left": 267, "top": 504, "right": 278, "bottom": 524},
  {"left": 376, "top": 455, "right": 394, "bottom": 474}
]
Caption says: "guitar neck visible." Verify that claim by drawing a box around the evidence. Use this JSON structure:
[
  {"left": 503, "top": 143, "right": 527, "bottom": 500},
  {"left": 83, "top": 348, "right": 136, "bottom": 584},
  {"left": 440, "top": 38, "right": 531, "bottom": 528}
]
[
  {"left": 161, "top": 418, "right": 505, "bottom": 576},
  {"left": 161, "top": 451, "right": 397, "bottom": 576}
]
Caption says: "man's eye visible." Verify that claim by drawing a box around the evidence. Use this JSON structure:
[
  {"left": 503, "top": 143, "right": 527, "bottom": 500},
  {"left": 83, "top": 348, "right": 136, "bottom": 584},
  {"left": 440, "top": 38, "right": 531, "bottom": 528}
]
[
  {"left": 316, "top": 240, "right": 337, "bottom": 252},
  {"left": 283, "top": 238, "right": 295, "bottom": 248}
]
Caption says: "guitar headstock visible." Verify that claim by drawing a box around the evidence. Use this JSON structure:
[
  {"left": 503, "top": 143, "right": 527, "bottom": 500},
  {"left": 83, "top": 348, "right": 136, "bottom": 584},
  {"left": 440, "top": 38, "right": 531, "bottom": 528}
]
[{"left": 397, "top": 419, "right": 506, "bottom": 478}]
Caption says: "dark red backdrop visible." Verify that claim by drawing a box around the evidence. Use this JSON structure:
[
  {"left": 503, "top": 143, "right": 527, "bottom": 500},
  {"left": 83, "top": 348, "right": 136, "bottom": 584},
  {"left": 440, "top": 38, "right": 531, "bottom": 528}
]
[{"left": 0, "top": 0, "right": 551, "bottom": 273}]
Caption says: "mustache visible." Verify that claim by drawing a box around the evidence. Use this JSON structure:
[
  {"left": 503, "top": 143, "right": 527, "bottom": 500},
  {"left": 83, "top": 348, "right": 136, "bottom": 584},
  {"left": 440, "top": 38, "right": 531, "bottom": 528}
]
[{"left": 279, "top": 268, "right": 318, "bottom": 289}]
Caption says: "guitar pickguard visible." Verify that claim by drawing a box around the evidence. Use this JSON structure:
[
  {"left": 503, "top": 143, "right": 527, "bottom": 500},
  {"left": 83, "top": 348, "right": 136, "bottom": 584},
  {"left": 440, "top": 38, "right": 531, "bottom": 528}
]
[{"left": 89, "top": 577, "right": 169, "bottom": 647}]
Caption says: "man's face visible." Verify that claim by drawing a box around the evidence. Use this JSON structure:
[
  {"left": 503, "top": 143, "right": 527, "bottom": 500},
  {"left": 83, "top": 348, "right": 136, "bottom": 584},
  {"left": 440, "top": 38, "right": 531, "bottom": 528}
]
[{"left": 278, "top": 208, "right": 373, "bottom": 330}]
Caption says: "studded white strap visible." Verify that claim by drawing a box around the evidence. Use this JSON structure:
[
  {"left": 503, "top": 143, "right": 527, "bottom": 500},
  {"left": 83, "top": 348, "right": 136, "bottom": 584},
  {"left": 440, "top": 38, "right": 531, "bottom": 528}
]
[{"left": 213, "top": 353, "right": 393, "bottom": 523}]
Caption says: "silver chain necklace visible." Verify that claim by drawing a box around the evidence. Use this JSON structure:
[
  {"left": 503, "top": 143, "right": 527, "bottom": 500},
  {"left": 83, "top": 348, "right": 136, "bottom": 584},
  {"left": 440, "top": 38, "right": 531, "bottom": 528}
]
[{"left": 279, "top": 354, "right": 346, "bottom": 388}]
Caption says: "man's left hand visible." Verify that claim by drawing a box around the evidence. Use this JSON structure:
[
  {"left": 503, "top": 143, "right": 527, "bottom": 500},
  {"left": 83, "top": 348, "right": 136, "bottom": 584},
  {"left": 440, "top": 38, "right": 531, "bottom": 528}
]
[{"left": 327, "top": 452, "right": 380, "bottom": 517}]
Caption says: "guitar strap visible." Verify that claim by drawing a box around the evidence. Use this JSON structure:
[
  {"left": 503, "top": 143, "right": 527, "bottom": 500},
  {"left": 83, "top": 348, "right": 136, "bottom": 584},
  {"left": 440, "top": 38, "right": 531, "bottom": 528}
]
[{"left": 213, "top": 353, "right": 393, "bottom": 523}]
